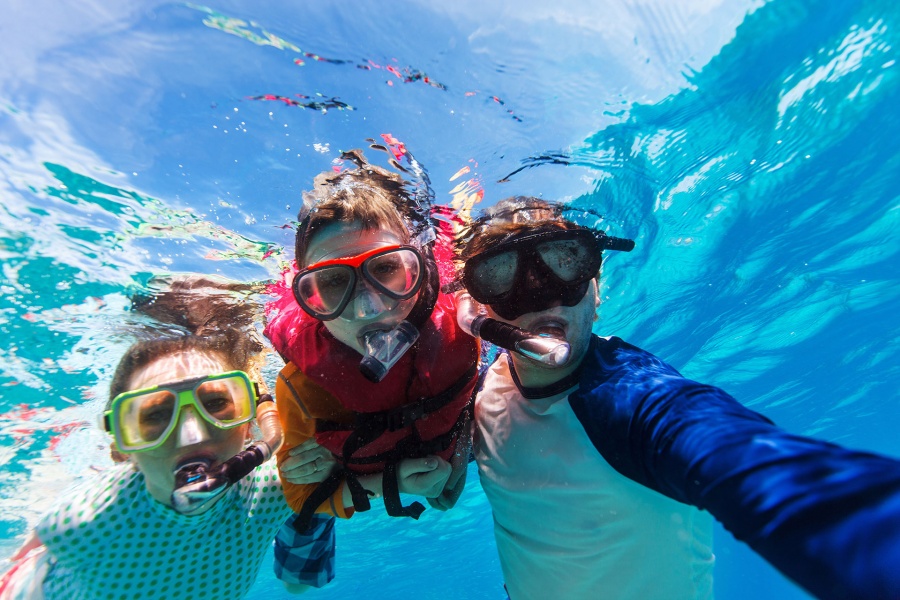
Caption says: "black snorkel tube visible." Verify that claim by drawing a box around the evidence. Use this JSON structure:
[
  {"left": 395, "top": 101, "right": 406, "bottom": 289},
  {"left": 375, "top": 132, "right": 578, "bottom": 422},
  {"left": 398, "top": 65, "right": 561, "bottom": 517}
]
[
  {"left": 171, "top": 394, "right": 283, "bottom": 515},
  {"left": 456, "top": 292, "right": 571, "bottom": 367}
]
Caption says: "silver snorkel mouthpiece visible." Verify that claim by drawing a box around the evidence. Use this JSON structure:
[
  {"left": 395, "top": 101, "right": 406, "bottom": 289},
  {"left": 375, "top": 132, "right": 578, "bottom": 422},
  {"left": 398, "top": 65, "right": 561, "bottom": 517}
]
[
  {"left": 456, "top": 292, "right": 571, "bottom": 367},
  {"left": 359, "top": 320, "right": 420, "bottom": 382},
  {"left": 511, "top": 332, "right": 571, "bottom": 367}
]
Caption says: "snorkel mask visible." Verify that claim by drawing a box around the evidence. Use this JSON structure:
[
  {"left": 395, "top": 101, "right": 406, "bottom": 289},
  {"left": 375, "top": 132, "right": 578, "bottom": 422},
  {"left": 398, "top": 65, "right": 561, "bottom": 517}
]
[
  {"left": 462, "top": 227, "right": 634, "bottom": 320},
  {"left": 103, "top": 371, "right": 283, "bottom": 515},
  {"left": 455, "top": 199, "right": 635, "bottom": 361},
  {"left": 293, "top": 147, "right": 440, "bottom": 383}
]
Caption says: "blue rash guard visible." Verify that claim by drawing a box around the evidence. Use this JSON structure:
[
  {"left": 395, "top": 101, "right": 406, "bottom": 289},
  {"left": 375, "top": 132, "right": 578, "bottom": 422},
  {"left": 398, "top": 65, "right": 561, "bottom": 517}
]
[{"left": 567, "top": 335, "right": 900, "bottom": 600}]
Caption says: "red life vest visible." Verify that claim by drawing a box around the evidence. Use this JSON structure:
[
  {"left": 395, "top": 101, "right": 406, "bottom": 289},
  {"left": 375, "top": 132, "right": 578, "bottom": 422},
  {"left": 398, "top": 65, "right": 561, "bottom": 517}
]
[{"left": 273, "top": 291, "right": 478, "bottom": 473}]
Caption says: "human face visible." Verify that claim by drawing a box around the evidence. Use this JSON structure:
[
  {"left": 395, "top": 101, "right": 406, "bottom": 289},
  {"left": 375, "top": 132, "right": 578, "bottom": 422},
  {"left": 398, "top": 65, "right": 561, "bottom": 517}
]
[
  {"left": 463, "top": 228, "right": 602, "bottom": 321},
  {"left": 125, "top": 350, "right": 249, "bottom": 508},
  {"left": 302, "top": 222, "right": 419, "bottom": 355},
  {"left": 485, "top": 278, "right": 600, "bottom": 389}
]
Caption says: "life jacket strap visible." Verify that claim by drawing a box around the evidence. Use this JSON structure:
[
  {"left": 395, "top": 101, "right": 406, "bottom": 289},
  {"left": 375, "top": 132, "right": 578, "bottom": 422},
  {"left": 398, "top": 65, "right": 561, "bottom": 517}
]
[
  {"left": 317, "top": 362, "right": 477, "bottom": 434},
  {"left": 292, "top": 470, "right": 375, "bottom": 533},
  {"left": 382, "top": 462, "right": 425, "bottom": 520},
  {"left": 337, "top": 426, "right": 458, "bottom": 466},
  {"left": 292, "top": 470, "right": 343, "bottom": 533},
  {"left": 345, "top": 472, "right": 374, "bottom": 513}
]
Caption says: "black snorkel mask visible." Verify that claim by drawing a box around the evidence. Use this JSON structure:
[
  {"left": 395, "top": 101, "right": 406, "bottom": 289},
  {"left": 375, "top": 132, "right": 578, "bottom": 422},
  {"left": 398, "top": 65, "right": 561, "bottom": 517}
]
[{"left": 462, "top": 227, "right": 635, "bottom": 321}]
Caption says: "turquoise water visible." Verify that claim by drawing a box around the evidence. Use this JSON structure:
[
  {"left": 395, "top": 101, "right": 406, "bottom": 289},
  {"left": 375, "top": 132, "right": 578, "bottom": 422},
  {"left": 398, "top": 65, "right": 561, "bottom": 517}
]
[{"left": 2, "top": 1, "right": 899, "bottom": 598}]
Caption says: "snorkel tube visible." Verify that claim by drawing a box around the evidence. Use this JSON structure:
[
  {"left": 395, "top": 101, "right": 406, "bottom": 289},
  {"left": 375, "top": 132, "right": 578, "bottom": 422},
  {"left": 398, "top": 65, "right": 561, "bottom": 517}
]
[
  {"left": 456, "top": 292, "right": 570, "bottom": 367},
  {"left": 171, "top": 395, "right": 283, "bottom": 515}
]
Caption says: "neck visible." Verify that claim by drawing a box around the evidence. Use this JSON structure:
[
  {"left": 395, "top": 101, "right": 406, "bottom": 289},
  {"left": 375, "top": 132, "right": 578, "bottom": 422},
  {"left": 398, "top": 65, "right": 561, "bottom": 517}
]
[{"left": 507, "top": 351, "right": 583, "bottom": 390}]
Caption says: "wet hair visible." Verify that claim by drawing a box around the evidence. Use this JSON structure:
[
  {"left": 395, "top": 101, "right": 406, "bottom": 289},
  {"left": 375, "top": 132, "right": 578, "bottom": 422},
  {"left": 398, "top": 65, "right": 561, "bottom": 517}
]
[
  {"left": 108, "top": 275, "right": 266, "bottom": 408},
  {"left": 109, "top": 335, "right": 246, "bottom": 404},
  {"left": 295, "top": 149, "right": 419, "bottom": 266},
  {"left": 455, "top": 196, "right": 582, "bottom": 262}
]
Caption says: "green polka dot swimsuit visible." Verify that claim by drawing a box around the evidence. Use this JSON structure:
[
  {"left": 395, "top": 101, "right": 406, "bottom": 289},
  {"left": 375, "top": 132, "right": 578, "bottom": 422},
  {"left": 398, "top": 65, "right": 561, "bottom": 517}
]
[{"left": 36, "top": 461, "right": 291, "bottom": 600}]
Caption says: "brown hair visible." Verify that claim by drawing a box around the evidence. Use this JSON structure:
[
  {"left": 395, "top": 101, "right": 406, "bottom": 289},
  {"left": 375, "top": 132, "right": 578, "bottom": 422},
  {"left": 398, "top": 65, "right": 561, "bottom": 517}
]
[
  {"left": 455, "top": 196, "right": 582, "bottom": 262},
  {"left": 108, "top": 274, "right": 266, "bottom": 407},
  {"left": 295, "top": 149, "right": 419, "bottom": 266}
]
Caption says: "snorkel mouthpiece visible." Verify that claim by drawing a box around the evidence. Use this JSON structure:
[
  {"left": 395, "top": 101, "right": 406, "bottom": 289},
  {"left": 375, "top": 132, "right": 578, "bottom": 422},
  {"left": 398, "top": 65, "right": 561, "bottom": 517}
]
[
  {"left": 474, "top": 316, "right": 571, "bottom": 367},
  {"left": 172, "top": 458, "right": 226, "bottom": 515},
  {"left": 170, "top": 397, "right": 283, "bottom": 515},
  {"left": 456, "top": 293, "right": 571, "bottom": 367},
  {"left": 359, "top": 320, "right": 420, "bottom": 383},
  {"left": 504, "top": 323, "right": 571, "bottom": 367}
]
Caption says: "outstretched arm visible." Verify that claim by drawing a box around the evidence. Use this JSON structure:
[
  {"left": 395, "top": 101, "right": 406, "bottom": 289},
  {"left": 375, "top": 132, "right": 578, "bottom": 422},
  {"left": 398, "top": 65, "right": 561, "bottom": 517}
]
[
  {"left": 568, "top": 336, "right": 900, "bottom": 600},
  {"left": 8, "top": 531, "right": 43, "bottom": 562}
]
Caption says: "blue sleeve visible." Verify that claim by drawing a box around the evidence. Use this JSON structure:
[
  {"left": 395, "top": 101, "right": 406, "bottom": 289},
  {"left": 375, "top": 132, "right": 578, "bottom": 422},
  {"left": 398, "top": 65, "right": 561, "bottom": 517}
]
[{"left": 567, "top": 335, "right": 900, "bottom": 600}]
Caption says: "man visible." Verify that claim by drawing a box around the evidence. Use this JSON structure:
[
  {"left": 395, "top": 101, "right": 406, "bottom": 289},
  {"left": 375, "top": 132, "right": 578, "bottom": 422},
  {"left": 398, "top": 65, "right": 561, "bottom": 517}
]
[{"left": 457, "top": 197, "right": 900, "bottom": 600}]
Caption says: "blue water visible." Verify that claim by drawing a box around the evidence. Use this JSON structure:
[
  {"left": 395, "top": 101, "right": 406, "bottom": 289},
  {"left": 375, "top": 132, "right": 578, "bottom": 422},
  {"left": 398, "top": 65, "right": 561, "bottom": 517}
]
[{"left": 2, "top": 0, "right": 899, "bottom": 598}]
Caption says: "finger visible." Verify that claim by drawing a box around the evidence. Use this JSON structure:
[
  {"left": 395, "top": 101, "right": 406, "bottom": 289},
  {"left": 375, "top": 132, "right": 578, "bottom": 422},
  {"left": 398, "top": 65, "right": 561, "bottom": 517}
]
[
  {"left": 280, "top": 455, "right": 318, "bottom": 473},
  {"left": 285, "top": 450, "right": 323, "bottom": 468},
  {"left": 284, "top": 472, "right": 320, "bottom": 485},
  {"left": 433, "top": 458, "right": 452, "bottom": 481},
  {"left": 407, "top": 471, "right": 443, "bottom": 497},
  {"left": 398, "top": 456, "right": 440, "bottom": 478},
  {"left": 433, "top": 473, "right": 467, "bottom": 511},
  {"left": 427, "top": 496, "right": 448, "bottom": 511},
  {"left": 445, "top": 462, "right": 467, "bottom": 491},
  {"left": 423, "top": 465, "right": 452, "bottom": 495},
  {"left": 289, "top": 439, "right": 323, "bottom": 456}
]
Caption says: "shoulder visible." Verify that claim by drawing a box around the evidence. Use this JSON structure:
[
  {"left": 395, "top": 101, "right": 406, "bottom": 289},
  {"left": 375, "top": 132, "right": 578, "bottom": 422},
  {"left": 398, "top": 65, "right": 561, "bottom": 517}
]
[
  {"left": 591, "top": 335, "right": 667, "bottom": 363},
  {"left": 276, "top": 360, "right": 348, "bottom": 421},
  {"left": 475, "top": 354, "right": 517, "bottom": 406},
  {"left": 581, "top": 335, "right": 682, "bottom": 383},
  {"left": 36, "top": 463, "right": 144, "bottom": 542},
  {"left": 245, "top": 460, "right": 282, "bottom": 495}
]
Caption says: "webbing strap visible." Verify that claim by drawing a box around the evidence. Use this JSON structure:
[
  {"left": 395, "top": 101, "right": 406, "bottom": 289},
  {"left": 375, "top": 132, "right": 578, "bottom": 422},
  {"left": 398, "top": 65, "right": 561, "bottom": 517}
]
[
  {"left": 382, "top": 462, "right": 425, "bottom": 520},
  {"left": 292, "top": 471, "right": 343, "bottom": 533},
  {"left": 292, "top": 470, "right": 376, "bottom": 534},
  {"left": 317, "top": 362, "right": 477, "bottom": 434},
  {"left": 345, "top": 472, "right": 373, "bottom": 513}
]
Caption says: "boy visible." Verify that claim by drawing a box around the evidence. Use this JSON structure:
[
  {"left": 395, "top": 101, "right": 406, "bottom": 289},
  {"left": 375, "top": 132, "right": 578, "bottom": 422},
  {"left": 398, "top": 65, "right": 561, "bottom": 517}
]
[
  {"left": 264, "top": 150, "right": 479, "bottom": 592},
  {"left": 457, "top": 196, "right": 900, "bottom": 600},
  {"left": 456, "top": 197, "right": 713, "bottom": 600}
]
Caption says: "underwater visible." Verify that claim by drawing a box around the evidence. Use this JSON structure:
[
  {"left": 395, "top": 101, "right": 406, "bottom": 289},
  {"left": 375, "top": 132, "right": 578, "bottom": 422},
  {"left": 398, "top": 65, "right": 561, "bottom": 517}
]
[{"left": 1, "top": 0, "right": 899, "bottom": 598}]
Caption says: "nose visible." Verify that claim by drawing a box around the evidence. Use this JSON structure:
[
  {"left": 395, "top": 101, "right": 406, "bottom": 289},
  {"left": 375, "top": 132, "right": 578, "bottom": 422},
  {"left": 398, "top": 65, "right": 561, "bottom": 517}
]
[
  {"left": 175, "top": 406, "right": 211, "bottom": 448},
  {"left": 352, "top": 281, "right": 390, "bottom": 319},
  {"left": 522, "top": 263, "right": 546, "bottom": 289}
]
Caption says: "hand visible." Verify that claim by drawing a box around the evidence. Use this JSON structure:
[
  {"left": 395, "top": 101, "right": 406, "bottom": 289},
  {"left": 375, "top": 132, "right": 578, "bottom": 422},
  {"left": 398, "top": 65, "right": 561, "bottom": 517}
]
[
  {"left": 396, "top": 456, "right": 451, "bottom": 498},
  {"left": 428, "top": 429, "right": 472, "bottom": 511},
  {"left": 280, "top": 439, "right": 337, "bottom": 485}
]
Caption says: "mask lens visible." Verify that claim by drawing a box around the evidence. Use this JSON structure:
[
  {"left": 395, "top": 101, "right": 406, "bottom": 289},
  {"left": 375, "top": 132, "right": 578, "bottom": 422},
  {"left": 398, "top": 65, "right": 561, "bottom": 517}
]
[
  {"left": 469, "top": 250, "right": 519, "bottom": 300},
  {"left": 363, "top": 248, "right": 422, "bottom": 298},
  {"left": 117, "top": 390, "right": 178, "bottom": 451},
  {"left": 536, "top": 237, "right": 598, "bottom": 283},
  {"left": 194, "top": 376, "right": 254, "bottom": 426},
  {"left": 296, "top": 265, "right": 355, "bottom": 318}
]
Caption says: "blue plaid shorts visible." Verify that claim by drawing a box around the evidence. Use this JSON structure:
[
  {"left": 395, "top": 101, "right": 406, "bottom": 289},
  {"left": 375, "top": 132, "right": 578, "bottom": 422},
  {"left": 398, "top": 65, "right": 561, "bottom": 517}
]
[{"left": 273, "top": 512, "right": 336, "bottom": 587}]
